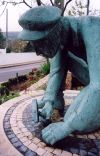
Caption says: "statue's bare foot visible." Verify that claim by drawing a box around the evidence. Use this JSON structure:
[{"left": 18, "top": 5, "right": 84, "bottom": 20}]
[{"left": 42, "top": 122, "right": 72, "bottom": 145}]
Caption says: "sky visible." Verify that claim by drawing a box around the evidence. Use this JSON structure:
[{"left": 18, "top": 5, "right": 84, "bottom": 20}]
[{"left": 0, "top": 0, "right": 100, "bottom": 32}]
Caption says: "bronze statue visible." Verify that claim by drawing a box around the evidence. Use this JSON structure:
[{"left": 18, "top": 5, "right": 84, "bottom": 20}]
[{"left": 19, "top": 6, "right": 100, "bottom": 145}]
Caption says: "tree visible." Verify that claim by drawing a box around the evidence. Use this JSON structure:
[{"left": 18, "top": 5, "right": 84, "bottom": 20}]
[
  {"left": 0, "top": 28, "right": 5, "bottom": 40},
  {"left": 68, "top": 0, "right": 88, "bottom": 16},
  {"left": 0, "top": 28, "right": 5, "bottom": 48},
  {"left": 0, "top": 0, "right": 73, "bottom": 17}
]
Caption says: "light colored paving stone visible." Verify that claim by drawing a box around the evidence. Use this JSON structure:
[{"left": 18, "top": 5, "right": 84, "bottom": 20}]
[
  {"left": 37, "top": 141, "right": 46, "bottom": 148},
  {"left": 31, "top": 137, "right": 41, "bottom": 144},
  {"left": 20, "top": 127, "right": 29, "bottom": 133},
  {"left": 28, "top": 143, "right": 38, "bottom": 151},
  {"left": 87, "top": 134, "right": 96, "bottom": 139},
  {"left": 45, "top": 146, "right": 54, "bottom": 153},
  {"left": 12, "top": 126, "right": 21, "bottom": 134},
  {"left": 36, "top": 147, "right": 46, "bottom": 156},
  {"left": 53, "top": 148, "right": 62, "bottom": 155},
  {"left": 20, "top": 136, "right": 30, "bottom": 144},
  {"left": 17, "top": 133, "right": 25, "bottom": 139},
  {"left": 43, "top": 151, "right": 54, "bottom": 156},
  {"left": 17, "top": 121, "right": 25, "bottom": 129},
  {"left": 23, "top": 131, "right": 33, "bottom": 139},
  {"left": 23, "top": 139, "right": 31, "bottom": 146},
  {"left": 61, "top": 151, "right": 72, "bottom": 156},
  {"left": 94, "top": 132, "right": 100, "bottom": 139}
]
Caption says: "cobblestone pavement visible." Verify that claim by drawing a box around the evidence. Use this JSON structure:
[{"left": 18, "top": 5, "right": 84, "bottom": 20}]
[{"left": 1, "top": 90, "right": 100, "bottom": 156}]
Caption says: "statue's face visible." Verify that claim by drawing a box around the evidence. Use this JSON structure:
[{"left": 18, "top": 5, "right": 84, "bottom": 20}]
[
  {"left": 31, "top": 37, "right": 60, "bottom": 58},
  {"left": 31, "top": 21, "right": 62, "bottom": 58}
]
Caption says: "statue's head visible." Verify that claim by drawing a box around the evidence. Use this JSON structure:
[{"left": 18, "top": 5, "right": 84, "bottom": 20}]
[{"left": 18, "top": 6, "right": 62, "bottom": 58}]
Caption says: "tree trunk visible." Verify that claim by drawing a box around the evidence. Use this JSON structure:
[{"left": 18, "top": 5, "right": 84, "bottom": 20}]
[
  {"left": 54, "top": 0, "right": 64, "bottom": 10},
  {"left": 87, "top": 0, "right": 90, "bottom": 15}
]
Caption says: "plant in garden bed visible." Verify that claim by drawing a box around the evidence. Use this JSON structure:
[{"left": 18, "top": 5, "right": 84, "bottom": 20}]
[
  {"left": 0, "top": 65, "right": 50, "bottom": 104},
  {"left": 0, "top": 84, "right": 19, "bottom": 104},
  {"left": 41, "top": 62, "right": 50, "bottom": 75}
]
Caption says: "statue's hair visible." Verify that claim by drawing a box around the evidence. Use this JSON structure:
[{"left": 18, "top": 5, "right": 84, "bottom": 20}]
[{"left": 45, "top": 20, "right": 62, "bottom": 56}]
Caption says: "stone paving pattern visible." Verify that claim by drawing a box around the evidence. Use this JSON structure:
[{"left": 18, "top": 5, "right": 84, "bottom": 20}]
[
  {"left": 2, "top": 90, "right": 100, "bottom": 156},
  {"left": 0, "top": 76, "right": 100, "bottom": 156}
]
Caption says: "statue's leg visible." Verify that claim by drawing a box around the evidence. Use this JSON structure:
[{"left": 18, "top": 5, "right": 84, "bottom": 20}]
[
  {"left": 52, "top": 50, "right": 89, "bottom": 111},
  {"left": 64, "top": 51, "right": 90, "bottom": 117}
]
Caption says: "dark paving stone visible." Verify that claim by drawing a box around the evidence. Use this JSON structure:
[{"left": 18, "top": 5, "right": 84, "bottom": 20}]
[
  {"left": 88, "top": 152, "right": 98, "bottom": 156},
  {"left": 88, "top": 148, "right": 98, "bottom": 155},
  {"left": 79, "top": 143, "right": 87, "bottom": 150},
  {"left": 13, "top": 141, "right": 22, "bottom": 148},
  {"left": 70, "top": 147, "right": 79, "bottom": 154},
  {"left": 7, "top": 134, "right": 16, "bottom": 139},
  {"left": 4, "top": 117, "right": 10, "bottom": 122},
  {"left": 6, "top": 131, "right": 13, "bottom": 135},
  {"left": 25, "top": 150, "right": 38, "bottom": 156},
  {"left": 93, "top": 140, "right": 100, "bottom": 146},
  {"left": 18, "top": 145, "right": 28, "bottom": 154},
  {"left": 11, "top": 137, "right": 19, "bottom": 143},
  {"left": 7, "top": 109, "right": 14, "bottom": 115},
  {"left": 4, "top": 128, "right": 12, "bottom": 132},
  {"left": 4, "top": 124, "right": 11, "bottom": 129},
  {"left": 79, "top": 149, "right": 88, "bottom": 156}
]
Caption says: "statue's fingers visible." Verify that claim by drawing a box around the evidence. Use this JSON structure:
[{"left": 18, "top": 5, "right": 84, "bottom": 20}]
[
  {"left": 39, "top": 111, "right": 46, "bottom": 118},
  {"left": 46, "top": 108, "right": 53, "bottom": 119},
  {"left": 42, "top": 130, "right": 50, "bottom": 138},
  {"left": 43, "top": 134, "right": 55, "bottom": 145},
  {"left": 46, "top": 112, "right": 52, "bottom": 119}
]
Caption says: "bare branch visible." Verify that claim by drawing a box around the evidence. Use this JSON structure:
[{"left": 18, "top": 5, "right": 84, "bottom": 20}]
[
  {"left": 1, "top": 0, "right": 32, "bottom": 8},
  {"left": 61, "top": 0, "right": 73, "bottom": 16},
  {"left": 0, "top": 0, "right": 32, "bottom": 17},
  {"left": 23, "top": 0, "right": 32, "bottom": 8},
  {"left": 50, "top": 0, "right": 54, "bottom": 6},
  {"left": 0, "top": 3, "right": 7, "bottom": 17},
  {"left": 36, "top": 0, "right": 41, "bottom": 6},
  {"left": 87, "top": 0, "right": 90, "bottom": 15},
  {"left": 34, "top": 0, "right": 45, "bottom": 6}
]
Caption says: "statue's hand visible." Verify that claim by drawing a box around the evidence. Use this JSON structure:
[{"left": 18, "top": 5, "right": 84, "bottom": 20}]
[
  {"left": 42, "top": 122, "right": 70, "bottom": 145},
  {"left": 37, "top": 99, "right": 45, "bottom": 109},
  {"left": 39, "top": 101, "right": 53, "bottom": 119}
]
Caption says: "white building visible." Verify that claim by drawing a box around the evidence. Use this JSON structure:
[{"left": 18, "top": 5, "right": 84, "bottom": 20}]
[{"left": 0, "top": 49, "right": 6, "bottom": 54}]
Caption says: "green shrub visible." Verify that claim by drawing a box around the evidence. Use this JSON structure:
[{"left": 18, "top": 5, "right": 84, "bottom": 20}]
[
  {"left": 0, "top": 91, "right": 19, "bottom": 105},
  {"left": 6, "top": 47, "right": 11, "bottom": 53},
  {"left": 18, "top": 75, "right": 27, "bottom": 82},
  {"left": 1, "top": 81, "right": 10, "bottom": 88},
  {"left": 41, "top": 62, "right": 50, "bottom": 75},
  {"left": 0, "top": 85, "right": 9, "bottom": 96},
  {"left": 9, "top": 78, "right": 18, "bottom": 85}
]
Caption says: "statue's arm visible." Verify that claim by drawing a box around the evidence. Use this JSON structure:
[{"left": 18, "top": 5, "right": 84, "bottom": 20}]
[
  {"left": 43, "top": 49, "right": 68, "bottom": 102},
  {"left": 68, "top": 51, "right": 90, "bottom": 85}
]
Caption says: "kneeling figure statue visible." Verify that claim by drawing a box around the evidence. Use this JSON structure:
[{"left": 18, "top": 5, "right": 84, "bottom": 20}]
[{"left": 18, "top": 6, "right": 100, "bottom": 145}]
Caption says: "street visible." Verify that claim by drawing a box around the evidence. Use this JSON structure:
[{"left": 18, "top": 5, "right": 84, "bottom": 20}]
[{"left": 0, "top": 61, "right": 45, "bottom": 83}]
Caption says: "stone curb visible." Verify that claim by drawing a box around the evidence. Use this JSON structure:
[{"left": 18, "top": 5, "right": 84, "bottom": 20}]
[{"left": 0, "top": 59, "right": 46, "bottom": 69}]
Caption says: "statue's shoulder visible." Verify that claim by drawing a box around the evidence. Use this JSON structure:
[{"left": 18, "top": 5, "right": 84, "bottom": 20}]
[{"left": 79, "top": 16, "right": 100, "bottom": 27}]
